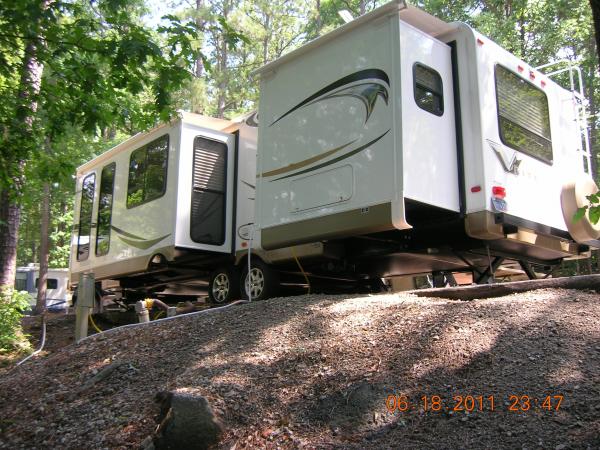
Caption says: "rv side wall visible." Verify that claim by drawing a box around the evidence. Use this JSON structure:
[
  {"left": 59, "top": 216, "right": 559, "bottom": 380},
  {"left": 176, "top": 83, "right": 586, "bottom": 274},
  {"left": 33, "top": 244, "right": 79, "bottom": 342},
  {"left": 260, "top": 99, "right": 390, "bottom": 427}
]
[
  {"left": 234, "top": 116, "right": 259, "bottom": 254},
  {"left": 69, "top": 123, "right": 180, "bottom": 282},
  {"left": 399, "top": 21, "right": 459, "bottom": 212},
  {"left": 444, "top": 24, "right": 588, "bottom": 232},
  {"left": 256, "top": 14, "right": 402, "bottom": 249}
]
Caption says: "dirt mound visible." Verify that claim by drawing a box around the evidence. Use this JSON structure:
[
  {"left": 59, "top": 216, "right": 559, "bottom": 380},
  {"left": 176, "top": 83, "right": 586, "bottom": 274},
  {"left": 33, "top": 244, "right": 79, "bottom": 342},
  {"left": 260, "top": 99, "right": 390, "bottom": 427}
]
[{"left": 0, "top": 288, "right": 599, "bottom": 449}]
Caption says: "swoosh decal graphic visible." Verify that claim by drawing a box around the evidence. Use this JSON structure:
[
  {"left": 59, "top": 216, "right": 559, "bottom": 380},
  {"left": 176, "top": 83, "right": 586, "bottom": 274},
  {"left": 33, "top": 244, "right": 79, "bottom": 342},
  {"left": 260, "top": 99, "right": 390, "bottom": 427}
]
[
  {"left": 241, "top": 180, "right": 256, "bottom": 189},
  {"left": 117, "top": 234, "right": 171, "bottom": 250},
  {"left": 111, "top": 225, "right": 145, "bottom": 241},
  {"left": 270, "top": 68, "right": 390, "bottom": 126},
  {"left": 111, "top": 225, "right": 170, "bottom": 250},
  {"left": 260, "top": 139, "right": 357, "bottom": 178},
  {"left": 308, "top": 83, "right": 389, "bottom": 124},
  {"left": 271, "top": 130, "right": 390, "bottom": 182}
]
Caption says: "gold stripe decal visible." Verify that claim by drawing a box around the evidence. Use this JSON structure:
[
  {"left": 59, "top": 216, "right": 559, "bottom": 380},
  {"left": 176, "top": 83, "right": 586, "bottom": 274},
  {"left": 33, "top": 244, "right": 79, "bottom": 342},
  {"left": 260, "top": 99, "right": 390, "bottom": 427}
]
[
  {"left": 268, "top": 130, "right": 390, "bottom": 182},
  {"left": 260, "top": 139, "right": 357, "bottom": 178}
]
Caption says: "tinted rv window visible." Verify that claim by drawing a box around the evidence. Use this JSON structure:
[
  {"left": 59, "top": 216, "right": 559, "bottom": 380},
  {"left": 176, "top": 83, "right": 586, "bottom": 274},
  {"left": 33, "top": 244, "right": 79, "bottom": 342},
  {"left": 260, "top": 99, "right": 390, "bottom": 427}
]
[
  {"left": 127, "top": 135, "right": 169, "bottom": 208},
  {"left": 77, "top": 173, "right": 96, "bottom": 261},
  {"left": 414, "top": 63, "right": 444, "bottom": 116},
  {"left": 96, "top": 163, "right": 116, "bottom": 256},
  {"left": 495, "top": 65, "right": 552, "bottom": 163},
  {"left": 190, "top": 137, "right": 227, "bottom": 245},
  {"left": 15, "top": 278, "right": 27, "bottom": 291},
  {"left": 35, "top": 278, "right": 58, "bottom": 289}
]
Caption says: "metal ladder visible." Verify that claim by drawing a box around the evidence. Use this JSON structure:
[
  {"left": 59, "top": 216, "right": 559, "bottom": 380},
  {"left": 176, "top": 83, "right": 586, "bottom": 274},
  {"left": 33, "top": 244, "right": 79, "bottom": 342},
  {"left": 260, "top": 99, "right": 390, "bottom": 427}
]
[{"left": 537, "top": 60, "right": 592, "bottom": 174}]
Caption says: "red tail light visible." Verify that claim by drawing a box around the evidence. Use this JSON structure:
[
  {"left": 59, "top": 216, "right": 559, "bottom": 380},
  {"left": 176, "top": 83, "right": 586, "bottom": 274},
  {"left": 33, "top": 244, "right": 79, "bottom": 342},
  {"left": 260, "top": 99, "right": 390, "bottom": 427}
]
[{"left": 492, "top": 186, "right": 506, "bottom": 199}]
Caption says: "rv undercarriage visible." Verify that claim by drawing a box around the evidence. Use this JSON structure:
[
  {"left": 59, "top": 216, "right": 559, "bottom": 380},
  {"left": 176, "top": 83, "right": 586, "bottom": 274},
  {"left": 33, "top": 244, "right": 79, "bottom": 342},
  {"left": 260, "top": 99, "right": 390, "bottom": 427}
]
[{"left": 88, "top": 200, "right": 587, "bottom": 305}]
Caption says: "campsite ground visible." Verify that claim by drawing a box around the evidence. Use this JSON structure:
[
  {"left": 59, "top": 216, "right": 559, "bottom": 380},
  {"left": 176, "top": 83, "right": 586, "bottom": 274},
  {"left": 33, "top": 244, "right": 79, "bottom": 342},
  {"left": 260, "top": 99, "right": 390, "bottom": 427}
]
[{"left": 0, "top": 288, "right": 599, "bottom": 449}]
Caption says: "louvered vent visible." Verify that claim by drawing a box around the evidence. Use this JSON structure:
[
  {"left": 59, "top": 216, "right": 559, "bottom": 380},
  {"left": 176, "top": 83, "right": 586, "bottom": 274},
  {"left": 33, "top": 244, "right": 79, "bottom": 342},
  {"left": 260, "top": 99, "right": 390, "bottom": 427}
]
[
  {"left": 193, "top": 139, "right": 226, "bottom": 192},
  {"left": 190, "top": 137, "right": 228, "bottom": 246}
]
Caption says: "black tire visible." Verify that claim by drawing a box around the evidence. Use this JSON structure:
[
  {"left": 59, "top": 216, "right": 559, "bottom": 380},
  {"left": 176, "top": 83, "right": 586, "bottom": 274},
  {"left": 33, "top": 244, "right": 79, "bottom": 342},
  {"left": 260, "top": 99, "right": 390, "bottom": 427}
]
[
  {"left": 240, "top": 259, "right": 279, "bottom": 301},
  {"left": 208, "top": 266, "right": 240, "bottom": 304}
]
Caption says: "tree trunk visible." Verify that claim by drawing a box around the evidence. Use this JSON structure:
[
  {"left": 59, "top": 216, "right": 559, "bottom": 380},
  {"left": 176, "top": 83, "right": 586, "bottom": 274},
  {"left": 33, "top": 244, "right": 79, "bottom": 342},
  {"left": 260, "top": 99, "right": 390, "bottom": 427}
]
[
  {"left": 591, "top": 0, "right": 600, "bottom": 69},
  {"left": 195, "top": 0, "right": 205, "bottom": 78},
  {"left": 315, "top": 0, "right": 322, "bottom": 36},
  {"left": 35, "top": 182, "right": 50, "bottom": 314},
  {"left": 414, "top": 274, "right": 600, "bottom": 301},
  {"left": 0, "top": 191, "right": 22, "bottom": 287},
  {"left": 216, "top": 2, "right": 230, "bottom": 118},
  {"left": 262, "top": 14, "right": 270, "bottom": 63},
  {"left": 0, "top": 2, "right": 47, "bottom": 289}
]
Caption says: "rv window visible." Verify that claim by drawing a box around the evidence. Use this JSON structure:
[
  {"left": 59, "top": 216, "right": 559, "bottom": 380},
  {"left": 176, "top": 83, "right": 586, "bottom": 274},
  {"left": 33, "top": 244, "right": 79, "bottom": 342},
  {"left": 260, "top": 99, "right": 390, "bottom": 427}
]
[
  {"left": 495, "top": 65, "right": 552, "bottom": 163},
  {"left": 77, "top": 173, "right": 96, "bottom": 261},
  {"left": 35, "top": 278, "right": 58, "bottom": 289},
  {"left": 127, "top": 135, "right": 169, "bottom": 208},
  {"left": 96, "top": 163, "right": 116, "bottom": 256},
  {"left": 414, "top": 63, "right": 444, "bottom": 116},
  {"left": 190, "top": 137, "right": 227, "bottom": 245}
]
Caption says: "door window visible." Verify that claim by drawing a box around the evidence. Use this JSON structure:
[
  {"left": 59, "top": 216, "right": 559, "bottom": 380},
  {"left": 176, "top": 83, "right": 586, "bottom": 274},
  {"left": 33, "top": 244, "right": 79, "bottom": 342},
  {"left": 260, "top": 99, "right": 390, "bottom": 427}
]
[
  {"left": 414, "top": 63, "right": 444, "bottom": 116},
  {"left": 77, "top": 173, "right": 96, "bottom": 261}
]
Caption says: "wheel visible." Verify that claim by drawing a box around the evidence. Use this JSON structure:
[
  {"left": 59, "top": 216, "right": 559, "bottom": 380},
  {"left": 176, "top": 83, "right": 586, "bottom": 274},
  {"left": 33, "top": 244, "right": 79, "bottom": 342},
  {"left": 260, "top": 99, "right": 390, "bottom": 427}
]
[
  {"left": 208, "top": 266, "right": 240, "bottom": 304},
  {"left": 240, "top": 259, "right": 279, "bottom": 301}
]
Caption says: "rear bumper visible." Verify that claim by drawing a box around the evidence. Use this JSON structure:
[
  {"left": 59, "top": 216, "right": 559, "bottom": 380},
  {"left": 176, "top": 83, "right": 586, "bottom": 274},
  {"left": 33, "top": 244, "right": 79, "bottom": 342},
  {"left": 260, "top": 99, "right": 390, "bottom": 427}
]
[{"left": 465, "top": 211, "right": 594, "bottom": 260}]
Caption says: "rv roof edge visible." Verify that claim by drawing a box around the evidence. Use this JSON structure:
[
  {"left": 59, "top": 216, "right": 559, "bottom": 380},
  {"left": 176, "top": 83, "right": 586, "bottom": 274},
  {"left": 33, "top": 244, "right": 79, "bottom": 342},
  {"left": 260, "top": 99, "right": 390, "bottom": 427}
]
[{"left": 76, "top": 112, "right": 238, "bottom": 175}]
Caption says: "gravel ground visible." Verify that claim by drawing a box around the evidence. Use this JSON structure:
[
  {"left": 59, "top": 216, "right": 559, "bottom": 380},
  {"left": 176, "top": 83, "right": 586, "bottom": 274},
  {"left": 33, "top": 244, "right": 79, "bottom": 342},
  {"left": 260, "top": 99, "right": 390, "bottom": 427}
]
[{"left": 0, "top": 287, "right": 599, "bottom": 449}]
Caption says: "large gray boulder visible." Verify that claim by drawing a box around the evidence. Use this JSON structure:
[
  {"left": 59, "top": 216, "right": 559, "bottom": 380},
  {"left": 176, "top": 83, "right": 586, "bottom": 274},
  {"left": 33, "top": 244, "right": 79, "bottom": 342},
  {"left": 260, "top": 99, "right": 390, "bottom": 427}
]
[{"left": 153, "top": 391, "right": 223, "bottom": 450}]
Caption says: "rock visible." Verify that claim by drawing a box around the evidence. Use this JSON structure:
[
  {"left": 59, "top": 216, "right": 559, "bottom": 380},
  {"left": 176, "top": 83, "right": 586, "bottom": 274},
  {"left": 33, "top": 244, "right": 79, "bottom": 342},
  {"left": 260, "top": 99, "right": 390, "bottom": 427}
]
[
  {"left": 140, "top": 435, "right": 155, "bottom": 450},
  {"left": 154, "top": 392, "right": 223, "bottom": 450}
]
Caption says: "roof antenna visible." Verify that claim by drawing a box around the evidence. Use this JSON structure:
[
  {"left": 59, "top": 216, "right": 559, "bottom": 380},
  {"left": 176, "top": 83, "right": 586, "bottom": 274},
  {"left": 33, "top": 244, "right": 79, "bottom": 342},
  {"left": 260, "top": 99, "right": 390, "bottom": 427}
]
[{"left": 338, "top": 9, "right": 354, "bottom": 23}]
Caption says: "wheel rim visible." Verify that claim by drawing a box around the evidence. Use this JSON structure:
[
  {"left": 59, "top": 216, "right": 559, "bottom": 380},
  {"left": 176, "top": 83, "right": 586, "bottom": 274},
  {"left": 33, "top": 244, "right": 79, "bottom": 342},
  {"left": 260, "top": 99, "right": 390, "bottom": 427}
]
[
  {"left": 212, "top": 273, "right": 230, "bottom": 302},
  {"left": 245, "top": 267, "right": 265, "bottom": 299}
]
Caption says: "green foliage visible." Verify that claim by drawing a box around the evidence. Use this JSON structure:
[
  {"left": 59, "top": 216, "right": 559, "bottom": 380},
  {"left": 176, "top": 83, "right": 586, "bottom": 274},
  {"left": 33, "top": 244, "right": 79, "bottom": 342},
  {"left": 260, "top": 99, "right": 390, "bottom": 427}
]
[
  {"left": 575, "top": 193, "right": 600, "bottom": 225},
  {"left": 0, "top": 287, "right": 32, "bottom": 353},
  {"left": 0, "top": 0, "right": 205, "bottom": 195}
]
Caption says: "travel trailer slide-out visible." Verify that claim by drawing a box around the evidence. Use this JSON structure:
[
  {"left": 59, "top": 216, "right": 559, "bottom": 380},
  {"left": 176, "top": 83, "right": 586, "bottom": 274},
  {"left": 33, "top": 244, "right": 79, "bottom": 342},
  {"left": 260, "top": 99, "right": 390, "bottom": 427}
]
[{"left": 70, "top": 0, "right": 599, "bottom": 304}]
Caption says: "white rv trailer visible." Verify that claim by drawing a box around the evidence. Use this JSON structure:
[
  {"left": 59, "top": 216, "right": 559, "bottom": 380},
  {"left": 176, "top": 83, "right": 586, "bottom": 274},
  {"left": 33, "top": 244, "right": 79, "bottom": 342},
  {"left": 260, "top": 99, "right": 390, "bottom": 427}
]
[
  {"left": 69, "top": 113, "right": 253, "bottom": 303},
  {"left": 15, "top": 265, "right": 71, "bottom": 311},
  {"left": 71, "top": 1, "right": 599, "bottom": 303},
  {"left": 246, "top": 0, "right": 599, "bottom": 292}
]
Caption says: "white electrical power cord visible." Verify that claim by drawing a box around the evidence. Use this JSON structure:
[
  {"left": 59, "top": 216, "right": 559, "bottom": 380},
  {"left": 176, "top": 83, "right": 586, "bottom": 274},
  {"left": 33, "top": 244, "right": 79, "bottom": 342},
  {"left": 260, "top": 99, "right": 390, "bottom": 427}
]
[
  {"left": 247, "top": 224, "right": 255, "bottom": 302},
  {"left": 16, "top": 314, "right": 47, "bottom": 366}
]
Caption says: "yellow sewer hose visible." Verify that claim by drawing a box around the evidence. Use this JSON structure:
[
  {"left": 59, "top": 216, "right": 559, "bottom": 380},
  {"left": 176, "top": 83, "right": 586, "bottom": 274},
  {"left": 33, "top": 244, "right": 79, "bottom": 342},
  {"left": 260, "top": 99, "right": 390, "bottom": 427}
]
[
  {"left": 89, "top": 313, "right": 103, "bottom": 333},
  {"left": 154, "top": 311, "right": 165, "bottom": 320},
  {"left": 291, "top": 246, "right": 310, "bottom": 294}
]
